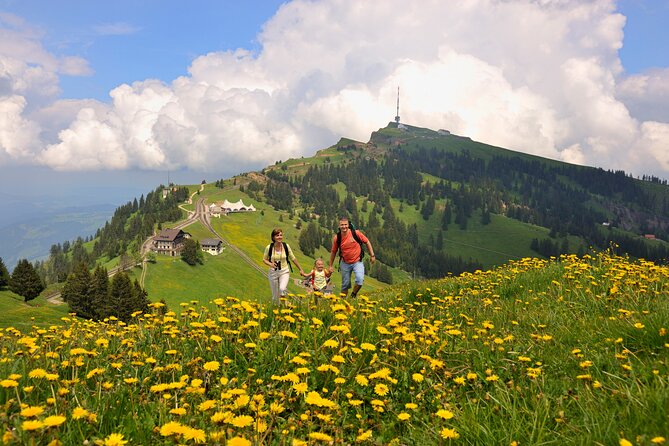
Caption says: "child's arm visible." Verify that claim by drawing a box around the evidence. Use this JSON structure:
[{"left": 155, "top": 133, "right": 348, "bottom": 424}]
[{"left": 301, "top": 269, "right": 314, "bottom": 278}]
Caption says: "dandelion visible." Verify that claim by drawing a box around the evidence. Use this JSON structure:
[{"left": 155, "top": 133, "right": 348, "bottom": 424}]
[
  {"left": 620, "top": 439, "right": 633, "bottom": 446},
  {"left": 374, "top": 383, "right": 389, "bottom": 396},
  {"left": 397, "top": 412, "right": 411, "bottom": 421},
  {"left": 103, "top": 433, "right": 129, "bottom": 446},
  {"left": 228, "top": 437, "right": 252, "bottom": 446},
  {"left": 231, "top": 415, "right": 255, "bottom": 428},
  {"left": 170, "top": 407, "right": 187, "bottom": 416},
  {"left": 43, "top": 415, "right": 67, "bottom": 428},
  {"left": 436, "top": 409, "right": 454, "bottom": 420},
  {"left": 72, "top": 407, "right": 90, "bottom": 419},
  {"left": 203, "top": 361, "right": 220, "bottom": 371},
  {"left": 651, "top": 437, "right": 666, "bottom": 444},
  {"left": 309, "top": 432, "right": 334, "bottom": 442},
  {"left": 20, "top": 406, "right": 45, "bottom": 418},
  {"left": 21, "top": 420, "right": 44, "bottom": 431},
  {"left": 356, "top": 430, "right": 373, "bottom": 442},
  {"left": 28, "top": 368, "right": 48, "bottom": 378},
  {"left": 412, "top": 373, "right": 424, "bottom": 383},
  {"left": 440, "top": 428, "right": 460, "bottom": 439},
  {"left": 0, "top": 379, "right": 18, "bottom": 388}
]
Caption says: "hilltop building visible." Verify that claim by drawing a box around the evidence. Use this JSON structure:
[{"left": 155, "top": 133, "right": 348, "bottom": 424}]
[{"left": 152, "top": 228, "right": 191, "bottom": 256}]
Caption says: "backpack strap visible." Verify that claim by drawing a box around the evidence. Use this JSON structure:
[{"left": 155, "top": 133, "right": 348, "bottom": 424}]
[
  {"left": 336, "top": 229, "right": 364, "bottom": 262},
  {"left": 268, "top": 243, "right": 293, "bottom": 272}
]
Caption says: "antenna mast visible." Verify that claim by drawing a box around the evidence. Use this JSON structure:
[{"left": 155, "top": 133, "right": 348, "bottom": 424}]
[{"left": 394, "top": 86, "right": 400, "bottom": 125}]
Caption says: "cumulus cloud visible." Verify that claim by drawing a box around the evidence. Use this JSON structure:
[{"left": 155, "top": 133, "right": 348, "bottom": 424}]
[{"left": 2, "top": 0, "right": 669, "bottom": 179}]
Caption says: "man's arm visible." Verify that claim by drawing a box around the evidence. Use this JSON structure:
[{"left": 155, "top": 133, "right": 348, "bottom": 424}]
[{"left": 366, "top": 241, "right": 376, "bottom": 264}]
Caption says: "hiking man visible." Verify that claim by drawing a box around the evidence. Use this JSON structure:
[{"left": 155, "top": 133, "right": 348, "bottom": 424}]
[{"left": 329, "top": 217, "right": 375, "bottom": 298}]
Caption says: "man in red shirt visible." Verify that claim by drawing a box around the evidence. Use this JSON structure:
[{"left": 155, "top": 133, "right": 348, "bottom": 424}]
[{"left": 329, "top": 217, "right": 376, "bottom": 298}]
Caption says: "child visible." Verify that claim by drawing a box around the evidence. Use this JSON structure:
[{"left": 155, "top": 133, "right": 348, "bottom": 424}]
[{"left": 301, "top": 258, "right": 333, "bottom": 295}]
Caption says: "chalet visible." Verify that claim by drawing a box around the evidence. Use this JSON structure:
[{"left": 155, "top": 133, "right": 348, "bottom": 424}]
[
  {"left": 201, "top": 238, "right": 223, "bottom": 255},
  {"left": 152, "top": 228, "right": 191, "bottom": 256},
  {"left": 221, "top": 199, "right": 256, "bottom": 213}
]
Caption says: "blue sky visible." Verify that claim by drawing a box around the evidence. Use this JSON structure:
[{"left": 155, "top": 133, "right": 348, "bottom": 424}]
[{"left": 1, "top": 0, "right": 669, "bottom": 191}]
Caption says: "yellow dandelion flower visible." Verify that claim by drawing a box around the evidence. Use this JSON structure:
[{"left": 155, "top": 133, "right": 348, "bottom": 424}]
[
  {"left": 436, "top": 409, "right": 454, "bottom": 420},
  {"left": 651, "top": 437, "right": 666, "bottom": 444},
  {"left": 0, "top": 379, "right": 18, "bottom": 388},
  {"left": 204, "top": 361, "right": 220, "bottom": 371},
  {"left": 293, "top": 382, "right": 308, "bottom": 393},
  {"left": 397, "top": 412, "right": 411, "bottom": 421},
  {"left": 292, "top": 440, "right": 308, "bottom": 446},
  {"left": 21, "top": 406, "right": 45, "bottom": 418},
  {"left": 170, "top": 407, "right": 187, "bottom": 416},
  {"left": 72, "top": 407, "right": 90, "bottom": 420},
  {"left": 485, "top": 375, "right": 499, "bottom": 382},
  {"left": 197, "top": 400, "right": 217, "bottom": 412},
  {"left": 355, "top": 375, "right": 369, "bottom": 386},
  {"left": 228, "top": 437, "right": 252, "bottom": 446},
  {"left": 620, "top": 439, "right": 633, "bottom": 446},
  {"left": 309, "top": 432, "right": 333, "bottom": 442},
  {"left": 21, "top": 420, "right": 44, "bottom": 431},
  {"left": 160, "top": 421, "right": 184, "bottom": 437},
  {"left": 322, "top": 339, "right": 339, "bottom": 348},
  {"left": 374, "top": 383, "right": 389, "bottom": 396},
  {"left": 412, "top": 373, "right": 424, "bottom": 382},
  {"left": 231, "top": 415, "right": 255, "bottom": 428},
  {"left": 182, "top": 427, "right": 206, "bottom": 443},
  {"left": 453, "top": 376, "right": 466, "bottom": 385},
  {"left": 405, "top": 403, "right": 418, "bottom": 410},
  {"left": 441, "top": 428, "right": 460, "bottom": 439},
  {"left": 103, "top": 433, "right": 129, "bottom": 446},
  {"left": 356, "top": 430, "right": 373, "bottom": 442},
  {"left": 360, "top": 343, "right": 376, "bottom": 351},
  {"left": 124, "top": 378, "right": 139, "bottom": 384},
  {"left": 28, "top": 368, "right": 48, "bottom": 378},
  {"left": 43, "top": 415, "right": 67, "bottom": 428}
]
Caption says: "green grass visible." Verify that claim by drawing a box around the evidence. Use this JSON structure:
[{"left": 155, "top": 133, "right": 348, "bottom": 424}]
[{"left": 0, "top": 289, "right": 69, "bottom": 330}]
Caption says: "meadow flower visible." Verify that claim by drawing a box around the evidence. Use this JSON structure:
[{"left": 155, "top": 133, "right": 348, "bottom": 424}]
[
  {"left": 356, "top": 430, "right": 373, "bottom": 442},
  {"left": 28, "top": 368, "right": 48, "bottom": 378},
  {"left": 203, "top": 361, "right": 220, "bottom": 371},
  {"left": 398, "top": 412, "right": 411, "bottom": 421},
  {"left": 309, "top": 432, "right": 333, "bottom": 442},
  {"left": 441, "top": 428, "right": 460, "bottom": 439},
  {"left": 355, "top": 375, "right": 369, "bottom": 386},
  {"left": 170, "top": 407, "right": 187, "bottom": 416},
  {"left": 436, "top": 409, "right": 454, "bottom": 420},
  {"left": 374, "top": 383, "right": 389, "bottom": 396},
  {"left": 43, "top": 415, "right": 67, "bottom": 427},
  {"left": 102, "top": 433, "right": 128, "bottom": 446},
  {"left": 20, "top": 406, "right": 45, "bottom": 417},
  {"left": 0, "top": 379, "right": 18, "bottom": 388},
  {"left": 228, "top": 437, "right": 252, "bottom": 446},
  {"left": 21, "top": 420, "right": 44, "bottom": 431},
  {"left": 72, "top": 407, "right": 90, "bottom": 419},
  {"left": 412, "top": 373, "right": 424, "bottom": 382},
  {"left": 231, "top": 415, "right": 254, "bottom": 428}
]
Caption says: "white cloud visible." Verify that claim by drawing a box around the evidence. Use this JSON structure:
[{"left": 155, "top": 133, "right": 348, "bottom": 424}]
[{"left": 2, "top": 0, "right": 669, "bottom": 180}]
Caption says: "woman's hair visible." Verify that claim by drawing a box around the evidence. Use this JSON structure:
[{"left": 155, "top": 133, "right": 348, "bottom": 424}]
[{"left": 271, "top": 228, "right": 283, "bottom": 242}]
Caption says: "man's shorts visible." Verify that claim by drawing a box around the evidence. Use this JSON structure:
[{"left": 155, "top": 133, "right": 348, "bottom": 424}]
[{"left": 340, "top": 260, "right": 365, "bottom": 291}]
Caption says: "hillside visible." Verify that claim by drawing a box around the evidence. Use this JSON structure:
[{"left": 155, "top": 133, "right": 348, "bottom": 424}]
[
  {"left": 4, "top": 121, "right": 669, "bottom": 327},
  {"left": 1, "top": 250, "right": 667, "bottom": 444}
]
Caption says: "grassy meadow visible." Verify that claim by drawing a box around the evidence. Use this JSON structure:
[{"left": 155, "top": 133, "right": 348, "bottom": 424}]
[{"left": 1, "top": 250, "right": 667, "bottom": 445}]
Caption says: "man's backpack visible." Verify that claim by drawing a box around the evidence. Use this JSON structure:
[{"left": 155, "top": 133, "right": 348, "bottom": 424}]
[
  {"left": 268, "top": 242, "right": 293, "bottom": 272},
  {"left": 335, "top": 222, "right": 365, "bottom": 262}
]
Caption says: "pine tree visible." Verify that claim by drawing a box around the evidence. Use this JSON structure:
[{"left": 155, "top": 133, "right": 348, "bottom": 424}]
[
  {"left": 9, "top": 259, "right": 45, "bottom": 302},
  {"left": 90, "top": 266, "right": 110, "bottom": 319},
  {"left": 108, "top": 272, "right": 134, "bottom": 322},
  {"left": 0, "top": 257, "right": 10, "bottom": 288},
  {"left": 181, "top": 239, "right": 203, "bottom": 266},
  {"left": 62, "top": 263, "right": 94, "bottom": 319}
]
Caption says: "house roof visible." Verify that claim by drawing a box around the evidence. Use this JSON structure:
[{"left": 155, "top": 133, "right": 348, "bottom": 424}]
[
  {"left": 201, "top": 238, "right": 222, "bottom": 246},
  {"left": 154, "top": 228, "right": 186, "bottom": 242}
]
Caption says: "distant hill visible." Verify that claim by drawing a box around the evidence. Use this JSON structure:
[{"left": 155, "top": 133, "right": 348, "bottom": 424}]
[{"left": 18, "top": 122, "right": 669, "bottom": 303}]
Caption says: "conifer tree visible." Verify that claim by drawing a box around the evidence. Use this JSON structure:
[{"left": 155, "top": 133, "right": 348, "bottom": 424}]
[
  {"left": 108, "top": 272, "right": 134, "bottom": 322},
  {"left": 62, "top": 263, "right": 94, "bottom": 319},
  {"left": 9, "top": 259, "right": 45, "bottom": 302},
  {"left": 0, "top": 257, "right": 10, "bottom": 288},
  {"left": 90, "top": 266, "right": 110, "bottom": 319}
]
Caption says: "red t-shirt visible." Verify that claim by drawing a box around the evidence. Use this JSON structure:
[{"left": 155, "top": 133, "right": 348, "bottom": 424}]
[{"left": 331, "top": 230, "right": 369, "bottom": 264}]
